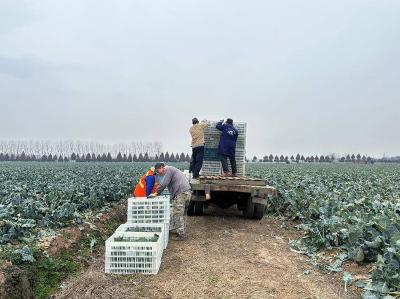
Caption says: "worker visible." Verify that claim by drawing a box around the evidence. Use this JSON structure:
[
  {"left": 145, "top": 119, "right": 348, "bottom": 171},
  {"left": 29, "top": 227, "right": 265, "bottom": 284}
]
[
  {"left": 189, "top": 117, "right": 209, "bottom": 178},
  {"left": 133, "top": 167, "right": 158, "bottom": 197},
  {"left": 153, "top": 162, "right": 191, "bottom": 240},
  {"left": 216, "top": 118, "right": 239, "bottom": 176}
]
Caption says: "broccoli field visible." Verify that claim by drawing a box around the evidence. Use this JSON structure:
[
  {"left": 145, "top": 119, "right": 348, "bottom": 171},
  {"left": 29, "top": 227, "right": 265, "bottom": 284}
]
[
  {"left": 247, "top": 163, "right": 400, "bottom": 298},
  {"left": 0, "top": 162, "right": 151, "bottom": 244},
  {"left": 1, "top": 162, "right": 400, "bottom": 298}
]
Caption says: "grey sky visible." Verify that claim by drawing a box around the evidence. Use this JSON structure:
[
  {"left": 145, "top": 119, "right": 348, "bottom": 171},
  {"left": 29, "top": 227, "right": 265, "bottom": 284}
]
[{"left": 1, "top": 0, "right": 399, "bottom": 158}]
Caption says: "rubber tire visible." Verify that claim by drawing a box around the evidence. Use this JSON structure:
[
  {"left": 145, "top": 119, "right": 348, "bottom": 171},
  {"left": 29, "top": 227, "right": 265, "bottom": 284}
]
[
  {"left": 242, "top": 197, "right": 255, "bottom": 219},
  {"left": 187, "top": 200, "right": 195, "bottom": 216},
  {"left": 193, "top": 201, "right": 204, "bottom": 216},
  {"left": 253, "top": 203, "right": 265, "bottom": 220}
]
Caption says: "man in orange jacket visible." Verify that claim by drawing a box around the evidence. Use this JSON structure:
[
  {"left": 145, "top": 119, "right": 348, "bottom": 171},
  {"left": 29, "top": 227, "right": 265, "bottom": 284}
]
[{"left": 133, "top": 167, "right": 158, "bottom": 197}]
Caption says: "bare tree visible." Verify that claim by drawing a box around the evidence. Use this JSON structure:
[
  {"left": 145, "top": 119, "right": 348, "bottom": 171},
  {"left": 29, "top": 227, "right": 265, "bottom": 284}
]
[{"left": 0, "top": 139, "right": 168, "bottom": 161}]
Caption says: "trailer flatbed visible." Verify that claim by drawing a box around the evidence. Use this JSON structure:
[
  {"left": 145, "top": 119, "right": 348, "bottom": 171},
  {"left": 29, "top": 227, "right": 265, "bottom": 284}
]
[{"left": 188, "top": 175, "right": 277, "bottom": 219}]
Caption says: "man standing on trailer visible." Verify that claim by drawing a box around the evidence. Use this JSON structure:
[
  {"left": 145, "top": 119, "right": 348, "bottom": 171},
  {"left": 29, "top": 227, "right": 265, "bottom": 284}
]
[
  {"left": 153, "top": 162, "right": 191, "bottom": 240},
  {"left": 189, "top": 117, "right": 209, "bottom": 178},
  {"left": 216, "top": 118, "right": 239, "bottom": 176}
]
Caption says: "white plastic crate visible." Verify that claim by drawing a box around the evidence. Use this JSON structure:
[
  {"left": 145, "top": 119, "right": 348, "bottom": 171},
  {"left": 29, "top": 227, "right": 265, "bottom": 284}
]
[
  {"left": 201, "top": 161, "right": 245, "bottom": 176},
  {"left": 105, "top": 231, "right": 163, "bottom": 275},
  {"left": 183, "top": 169, "right": 192, "bottom": 181},
  {"left": 127, "top": 195, "right": 170, "bottom": 224},
  {"left": 116, "top": 223, "right": 169, "bottom": 249},
  {"left": 202, "top": 120, "right": 247, "bottom": 176}
]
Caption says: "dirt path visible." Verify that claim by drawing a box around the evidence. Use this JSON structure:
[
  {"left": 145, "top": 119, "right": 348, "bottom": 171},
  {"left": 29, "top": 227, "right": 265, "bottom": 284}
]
[{"left": 55, "top": 207, "right": 359, "bottom": 299}]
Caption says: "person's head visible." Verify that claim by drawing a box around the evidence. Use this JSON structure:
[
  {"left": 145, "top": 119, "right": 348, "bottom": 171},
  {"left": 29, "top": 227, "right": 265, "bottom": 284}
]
[
  {"left": 154, "top": 162, "right": 166, "bottom": 175},
  {"left": 192, "top": 117, "right": 199, "bottom": 125},
  {"left": 226, "top": 118, "right": 233, "bottom": 125},
  {"left": 149, "top": 166, "right": 156, "bottom": 175}
]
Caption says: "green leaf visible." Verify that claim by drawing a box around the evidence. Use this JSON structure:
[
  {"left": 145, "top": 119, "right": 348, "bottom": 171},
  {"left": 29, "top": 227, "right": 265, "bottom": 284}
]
[{"left": 343, "top": 272, "right": 353, "bottom": 292}]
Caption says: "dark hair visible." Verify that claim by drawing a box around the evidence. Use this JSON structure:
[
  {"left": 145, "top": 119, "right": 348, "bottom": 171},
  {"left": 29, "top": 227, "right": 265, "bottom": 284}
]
[
  {"left": 154, "top": 162, "right": 165, "bottom": 170},
  {"left": 226, "top": 118, "right": 233, "bottom": 125},
  {"left": 192, "top": 117, "right": 199, "bottom": 124}
]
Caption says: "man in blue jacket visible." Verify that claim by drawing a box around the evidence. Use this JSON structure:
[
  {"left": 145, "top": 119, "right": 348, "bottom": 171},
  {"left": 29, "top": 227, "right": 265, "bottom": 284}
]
[{"left": 216, "top": 118, "right": 239, "bottom": 176}]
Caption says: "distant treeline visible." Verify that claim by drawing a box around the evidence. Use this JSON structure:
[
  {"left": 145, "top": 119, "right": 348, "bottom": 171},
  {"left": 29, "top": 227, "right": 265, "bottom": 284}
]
[
  {"left": 0, "top": 140, "right": 163, "bottom": 159},
  {"left": 0, "top": 151, "right": 191, "bottom": 162},
  {"left": 1, "top": 151, "right": 399, "bottom": 164},
  {"left": 375, "top": 156, "right": 400, "bottom": 163},
  {"left": 0, "top": 139, "right": 193, "bottom": 162},
  {"left": 251, "top": 154, "right": 376, "bottom": 163}
]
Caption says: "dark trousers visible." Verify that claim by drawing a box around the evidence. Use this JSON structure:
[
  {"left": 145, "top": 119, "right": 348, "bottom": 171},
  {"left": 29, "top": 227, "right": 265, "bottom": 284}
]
[
  {"left": 190, "top": 146, "right": 204, "bottom": 178},
  {"left": 221, "top": 155, "right": 237, "bottom": 174}
]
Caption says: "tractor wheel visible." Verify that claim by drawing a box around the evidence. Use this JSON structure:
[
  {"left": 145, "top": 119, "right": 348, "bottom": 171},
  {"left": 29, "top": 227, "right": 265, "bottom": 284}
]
[
  {"left": 187, "top": 200, "right": 195, "bottom": 216},
  {"left": 242, "top": 197, "right": 254, "bottom": 219},
  {"left": 253, "top": 203, "right": 265, "bottom": 220},
  {"left": 193, "top": 201, "right": 204, "bottom": 216}
]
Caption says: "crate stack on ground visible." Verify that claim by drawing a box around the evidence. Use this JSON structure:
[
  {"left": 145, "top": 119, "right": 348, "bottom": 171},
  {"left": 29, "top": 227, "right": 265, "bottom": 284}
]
[
  {"left": 201, "top": 121, "right": 247, "bottom": 176},
  {"left": 105, "top": 195, "right": 170, "bottom": 275}
]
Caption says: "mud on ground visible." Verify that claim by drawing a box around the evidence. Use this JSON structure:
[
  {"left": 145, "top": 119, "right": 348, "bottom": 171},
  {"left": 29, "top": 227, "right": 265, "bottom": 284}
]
[{"left": 55, "top": 206, "right": 361, "bottom": 299}]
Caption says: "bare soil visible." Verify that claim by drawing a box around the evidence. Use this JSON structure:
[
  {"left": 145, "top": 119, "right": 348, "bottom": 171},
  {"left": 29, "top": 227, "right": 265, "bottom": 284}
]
[{"left": 55, "top": 206, "right": 361, "bottom": 299}]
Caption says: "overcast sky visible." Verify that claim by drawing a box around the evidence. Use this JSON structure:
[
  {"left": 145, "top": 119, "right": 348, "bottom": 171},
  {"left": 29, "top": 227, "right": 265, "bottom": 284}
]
[{"left": 0, "top": 0, "right": 399, "bottom": 158}]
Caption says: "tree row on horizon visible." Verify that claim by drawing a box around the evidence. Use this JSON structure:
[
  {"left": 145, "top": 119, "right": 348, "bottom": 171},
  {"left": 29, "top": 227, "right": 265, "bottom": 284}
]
[
  {"left": 0, "top": 151, "right": 191, "bottom": 163},
  {"left": 251, "top": 153, "right": 376, "bottom": 163}
]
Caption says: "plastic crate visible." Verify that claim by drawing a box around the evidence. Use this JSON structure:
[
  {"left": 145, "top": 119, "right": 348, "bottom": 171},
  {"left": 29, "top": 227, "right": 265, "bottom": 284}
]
[
  {"left": 105, "top": 231, "right": 163, "bottom": 274},
  {"left": 202, "top": 121, "right": 246, "bottom": 176},
  {"left": 127, "top": 195, "right": 170, "bottom": 224},
  {"left": 116, "top": 223, "right": 169, "bottom": 249},
  {"left": 183, "top": 169, "right": 192, "bottom": 181}
]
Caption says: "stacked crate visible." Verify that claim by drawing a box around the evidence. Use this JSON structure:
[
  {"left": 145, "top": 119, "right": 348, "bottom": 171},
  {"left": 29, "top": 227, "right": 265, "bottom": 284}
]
[
  {"left": 116, "top": 223, "right": 169, "bottom": 249},
  {"left": 105, "top": 195, "right": 170, "bottom": 275},
  {"left": 126, "top": 196, "right": 170, "bottom": 248},
  {"left": 104, "top": 231, "right": 164, "bottom": 274},
  {"left": 201, "top": 121, "right": 247, "bottom": 176}
]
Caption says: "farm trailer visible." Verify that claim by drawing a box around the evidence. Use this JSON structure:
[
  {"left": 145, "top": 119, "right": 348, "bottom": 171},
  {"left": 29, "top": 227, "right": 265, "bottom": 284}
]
[{"left": 188, "top": 175, "right": 277, "bottom": 219}]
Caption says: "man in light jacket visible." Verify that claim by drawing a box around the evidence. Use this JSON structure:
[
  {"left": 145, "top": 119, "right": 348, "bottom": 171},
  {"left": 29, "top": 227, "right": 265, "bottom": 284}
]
[{"left": 189, "top": 118, "right": 209, "bottom": 178}]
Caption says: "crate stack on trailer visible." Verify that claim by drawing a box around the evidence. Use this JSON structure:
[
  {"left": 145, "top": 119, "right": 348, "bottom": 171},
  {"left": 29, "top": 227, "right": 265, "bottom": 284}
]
[
  {"left": 201, "top": 121, "right": 247, "bottom": 176},
  {"left": 104, "top": 195, "right": 170, "bottom": 274}
]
